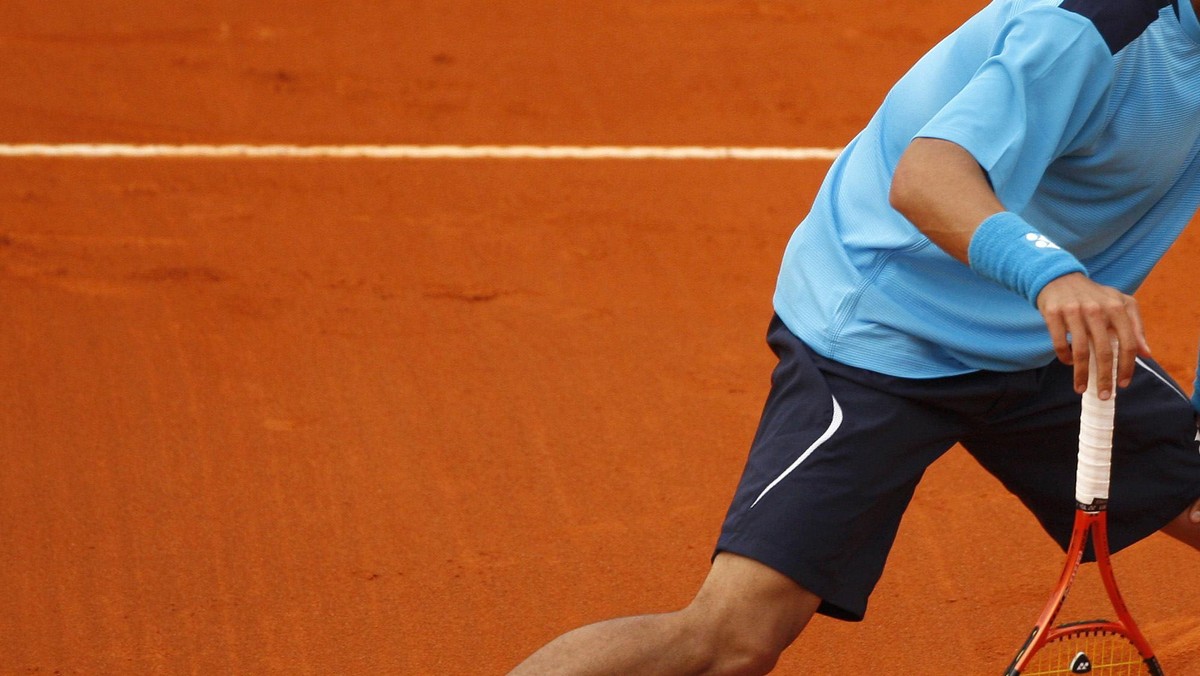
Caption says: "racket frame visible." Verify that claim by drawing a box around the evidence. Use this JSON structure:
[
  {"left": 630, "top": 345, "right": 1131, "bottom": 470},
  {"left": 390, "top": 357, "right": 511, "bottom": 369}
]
[{"left": 1003, "top": 351, "right": 1163, "bottom": 675}]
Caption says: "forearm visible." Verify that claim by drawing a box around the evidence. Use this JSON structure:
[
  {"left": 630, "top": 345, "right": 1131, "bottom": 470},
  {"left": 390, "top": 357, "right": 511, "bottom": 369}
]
[
  {"left": 889, "top": 136, "right": 1146, "bottom": 396},
  {"left": 891, "top": 137, "right": 1090, "bottom": 304}
]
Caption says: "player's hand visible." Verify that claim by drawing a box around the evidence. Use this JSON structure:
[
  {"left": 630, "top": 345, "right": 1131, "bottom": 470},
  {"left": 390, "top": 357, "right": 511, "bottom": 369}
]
[{"left": 1035, "top": 272, "right": 1150, "bottom": 399}]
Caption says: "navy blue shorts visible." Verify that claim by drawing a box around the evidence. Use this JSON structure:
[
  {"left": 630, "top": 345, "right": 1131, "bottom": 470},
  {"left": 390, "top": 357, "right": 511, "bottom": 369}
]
[{"left": 716, "top": 316, "right": 1200, "bottom": 621}]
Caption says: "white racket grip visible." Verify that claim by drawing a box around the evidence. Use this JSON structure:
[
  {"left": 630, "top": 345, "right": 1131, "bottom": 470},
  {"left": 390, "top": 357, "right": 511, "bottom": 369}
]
[{"left": 1076, "top": 347, "right": 1117, "bottom": 505}]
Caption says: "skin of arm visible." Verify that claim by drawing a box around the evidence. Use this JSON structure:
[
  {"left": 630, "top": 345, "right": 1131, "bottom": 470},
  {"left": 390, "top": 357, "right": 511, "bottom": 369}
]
[{"left": 888, "top": 137, "right": 1151, "bottom": 398}]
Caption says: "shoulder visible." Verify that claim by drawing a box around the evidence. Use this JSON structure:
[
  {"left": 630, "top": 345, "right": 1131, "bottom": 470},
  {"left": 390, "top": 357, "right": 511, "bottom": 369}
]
[
  {"left": 976, "top": 0, "right": 1153, "bottom": 76},
  {"left": 982, "top": 1, "right": 1117, "bottom": 78},
  {"left": 1048, "top": 0, "right": 1172, "bottom": 53}
]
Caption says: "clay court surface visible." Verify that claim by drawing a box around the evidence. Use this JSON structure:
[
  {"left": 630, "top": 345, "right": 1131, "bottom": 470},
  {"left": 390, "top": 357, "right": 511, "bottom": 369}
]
[{"left": 2, "top": 1, "right": 1198, "bottom": 673}]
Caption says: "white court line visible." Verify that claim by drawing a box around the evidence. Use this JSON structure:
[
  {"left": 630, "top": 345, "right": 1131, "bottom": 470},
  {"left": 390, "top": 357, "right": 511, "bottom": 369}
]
[{"left": 0, "top": 144, "right": 843, "bottom": 160}]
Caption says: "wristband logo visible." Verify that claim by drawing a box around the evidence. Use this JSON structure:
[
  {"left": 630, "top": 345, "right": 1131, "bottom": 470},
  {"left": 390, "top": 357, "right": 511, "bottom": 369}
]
[{"left": 1024, "top": 233, "right": 1061, "bottom": 250}]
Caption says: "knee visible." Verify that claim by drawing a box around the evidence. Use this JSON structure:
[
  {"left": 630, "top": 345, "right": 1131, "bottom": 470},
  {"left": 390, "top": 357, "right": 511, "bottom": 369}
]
[
  {"left": 678, "top": 553, "right": 819, "bottom": 674},
  {"left": 1161, "top": 496, "right": 1200, "bottom": 550},
  {"left": 675, "top": 610, "right": 784, "bottom": 676},
  {"left": 707, "top": 649, "right": 781, "bottom": 676},
  {"left": 710, "top": 644, "right": 783, "bottom": 676}
]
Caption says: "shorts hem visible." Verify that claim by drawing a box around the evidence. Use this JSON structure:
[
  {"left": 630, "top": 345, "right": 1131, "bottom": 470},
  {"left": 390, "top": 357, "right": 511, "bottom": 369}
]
[{"left": 714, "top": 532, "right": 867, "bottom": 623}]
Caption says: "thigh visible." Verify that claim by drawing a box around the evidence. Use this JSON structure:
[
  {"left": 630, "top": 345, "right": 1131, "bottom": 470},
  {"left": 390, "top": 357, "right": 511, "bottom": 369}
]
[
  {"left": 963, "top": 356, "right": 1200, "bottom": 555},
  {"left": 715, "top": 317, "right": 977, "bottom": 621}
]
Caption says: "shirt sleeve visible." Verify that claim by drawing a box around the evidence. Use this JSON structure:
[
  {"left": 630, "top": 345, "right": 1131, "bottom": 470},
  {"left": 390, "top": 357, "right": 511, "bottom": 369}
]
[{"left": 916, "top": 6, "right": 1114, "bottom": 213}]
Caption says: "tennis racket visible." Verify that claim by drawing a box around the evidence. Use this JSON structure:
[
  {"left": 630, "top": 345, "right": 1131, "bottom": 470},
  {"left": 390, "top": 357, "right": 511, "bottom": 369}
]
[{"left": 1004, "top": 348, "right": 1163, "bottom": 675}]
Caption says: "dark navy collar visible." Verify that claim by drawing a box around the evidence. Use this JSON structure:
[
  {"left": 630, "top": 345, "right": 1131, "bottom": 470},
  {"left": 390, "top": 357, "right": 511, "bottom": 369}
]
[{"left": 1177, "top": 0, "right": 1200, "bottom": 44}]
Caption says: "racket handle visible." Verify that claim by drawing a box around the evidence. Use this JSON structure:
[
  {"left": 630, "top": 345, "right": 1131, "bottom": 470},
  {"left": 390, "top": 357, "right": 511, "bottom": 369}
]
[{"left": 1076, "top": 344, "right": 1118, "bottom": 505}]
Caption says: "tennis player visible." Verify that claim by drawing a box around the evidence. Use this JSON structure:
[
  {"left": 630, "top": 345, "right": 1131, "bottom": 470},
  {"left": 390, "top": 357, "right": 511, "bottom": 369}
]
[{"left": 509, "top": 0, "right": 1200, "bottom": 673}]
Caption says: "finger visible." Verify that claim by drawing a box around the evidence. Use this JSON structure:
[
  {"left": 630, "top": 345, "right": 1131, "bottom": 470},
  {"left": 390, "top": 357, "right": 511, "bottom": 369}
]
[
  {"left": 1081, "top": 302, "right": 1115, "bottom": 399},
  {"left": 1125, "top": 295, "right": 1152, "bottom": 357},
  {"left": 1114, "top": 333, "right": 1136, "bottom": 389},
  {"left": 1065, "top": 312, "right": 1091, "bottom": 394},
  {"left": 1112, "top": 319, "right": 1138, "bottom": 390},
  {"left": 1044, "top": 310, "right": 1072, "bottom": 366},
  {"left": 1110, "top": 298, "right": 1139, "bottom": 389}
]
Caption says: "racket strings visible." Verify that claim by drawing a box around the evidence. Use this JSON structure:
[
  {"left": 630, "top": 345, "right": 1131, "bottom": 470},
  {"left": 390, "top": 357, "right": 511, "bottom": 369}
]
[{"left": 1023, "top": 628, "right": 1151, "bottom": 674}]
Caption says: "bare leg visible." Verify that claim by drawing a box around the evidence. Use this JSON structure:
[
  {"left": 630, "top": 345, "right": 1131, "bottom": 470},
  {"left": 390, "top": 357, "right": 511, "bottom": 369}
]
[
  {"left": 507, "top": 553, "right": 821, "bottom": 676},
  {"left": 1160, "top": 496, "right": 1200, "bottom": 550}
]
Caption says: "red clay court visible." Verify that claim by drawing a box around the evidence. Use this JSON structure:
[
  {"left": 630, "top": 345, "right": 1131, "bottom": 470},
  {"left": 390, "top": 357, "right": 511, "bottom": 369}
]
[{"left": 1, "top": 1, "right": 1198, "bottom": 673}]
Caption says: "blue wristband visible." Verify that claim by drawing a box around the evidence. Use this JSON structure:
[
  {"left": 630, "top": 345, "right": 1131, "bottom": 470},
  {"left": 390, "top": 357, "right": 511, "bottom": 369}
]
[{"left": 966, "top": 211, "right": 1087, "bottom": 305}]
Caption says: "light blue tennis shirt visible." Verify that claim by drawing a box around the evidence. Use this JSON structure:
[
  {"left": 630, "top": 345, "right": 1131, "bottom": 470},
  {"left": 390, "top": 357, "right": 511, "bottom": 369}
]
[{"left": 774, "top": 0, "right": 1200, "bottom": 402}]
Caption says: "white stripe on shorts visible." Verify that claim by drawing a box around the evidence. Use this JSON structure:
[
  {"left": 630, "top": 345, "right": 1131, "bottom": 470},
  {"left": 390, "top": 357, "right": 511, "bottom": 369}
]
[
  {"left": 750, "top": 395, "right": 844, "bottom": 509},
  {"left": 1135, "top": 357, "right": 1189, "bottom": 402}
]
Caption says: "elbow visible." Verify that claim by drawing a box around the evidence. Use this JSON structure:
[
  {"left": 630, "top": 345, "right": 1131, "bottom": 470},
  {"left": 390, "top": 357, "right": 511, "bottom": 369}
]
[
  {"left": 888, "top": 138, "right": 955, "bottom": 222},
  {"left": 888, "top": 151, "right": 920, "bottom": 220}
]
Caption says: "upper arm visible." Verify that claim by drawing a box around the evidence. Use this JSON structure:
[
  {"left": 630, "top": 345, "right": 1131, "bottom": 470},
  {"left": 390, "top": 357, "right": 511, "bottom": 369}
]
[{"left": 914, "top": 6, "right": 1114, "bottom": 211}]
